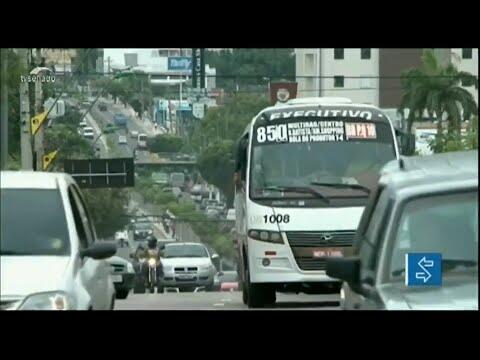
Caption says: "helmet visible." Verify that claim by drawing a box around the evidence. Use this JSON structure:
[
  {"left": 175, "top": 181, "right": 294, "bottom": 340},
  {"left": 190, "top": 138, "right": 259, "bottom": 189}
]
[{"left": 147, "top": 235, "right": 158, "bottom": 249}]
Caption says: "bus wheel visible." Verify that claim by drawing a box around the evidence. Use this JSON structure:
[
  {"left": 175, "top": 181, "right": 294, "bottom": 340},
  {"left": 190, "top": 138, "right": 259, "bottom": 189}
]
[
  {"left": 242, "top": 283, "right": 248, "bottom": 304},
  {"left": 245, "top": 267, "right": 276, "bottom": 308}
]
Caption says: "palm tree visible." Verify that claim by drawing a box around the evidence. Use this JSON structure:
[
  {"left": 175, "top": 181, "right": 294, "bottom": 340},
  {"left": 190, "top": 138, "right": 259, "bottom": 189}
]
[{"left": 399, "top": 49, "right": 478, "bottom": 136}]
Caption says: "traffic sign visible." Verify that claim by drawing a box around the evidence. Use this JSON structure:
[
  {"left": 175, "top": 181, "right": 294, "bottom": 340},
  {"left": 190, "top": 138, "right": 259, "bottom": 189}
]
[
  {"left": 192, "top": 103, "right": 205, "bottom": 119},
  {"left": 64, "top": 158, "right": 135, "bottom": 188},
  {"left": 43, "top": 150, "right": 58, "bottom": 171},
  {"left": 405, "top": 253, "right": 442, "bottom": 287},
  {"left": 31, "top": 111, "right": 48, "bottom": 135}
]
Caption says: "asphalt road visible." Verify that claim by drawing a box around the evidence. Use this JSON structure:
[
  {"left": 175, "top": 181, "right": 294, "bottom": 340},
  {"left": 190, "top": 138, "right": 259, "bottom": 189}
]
[{"left": 115, "top": 291, "right": 341, "bottom": 310}]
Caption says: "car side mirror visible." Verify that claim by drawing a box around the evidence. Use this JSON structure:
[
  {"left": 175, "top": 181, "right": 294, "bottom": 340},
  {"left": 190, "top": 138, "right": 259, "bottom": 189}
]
[
  {"left": 218, "top": 271, "right": 224, "bottom": 277},
  {"left": 80, "top": 241, "right": 117, "bottom": 260},
  {"left": 160, "top": 244, "right": 165, "bottom": 250},
  {"left": 326, "top": 257, "right": 361, "bottom": 286},
  {"left": 129, "top": 253, "right": 135, "bottom": 259}
]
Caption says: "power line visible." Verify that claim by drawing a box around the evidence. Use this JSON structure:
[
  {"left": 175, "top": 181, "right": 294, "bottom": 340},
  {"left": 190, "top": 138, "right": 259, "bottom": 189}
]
[{"left": 53, "top": 72, "right": 479, "bottom": 80}]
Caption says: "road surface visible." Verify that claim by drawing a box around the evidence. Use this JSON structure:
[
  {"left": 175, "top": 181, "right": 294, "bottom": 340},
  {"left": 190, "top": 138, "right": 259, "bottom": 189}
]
[{"left": 115, "top": 291, "right": 341, "bottom": 310}]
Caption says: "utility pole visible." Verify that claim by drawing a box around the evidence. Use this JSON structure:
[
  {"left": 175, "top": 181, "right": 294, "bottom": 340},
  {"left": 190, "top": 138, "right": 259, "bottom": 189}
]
[
  {"left": 34, "top": 48, "right": 44, "bottom": 171},
  {"left": 1, "top": 48, "right": 8, "bottom": 169},
  {"left": 179, "top": 74, "right": 183, "bottom": 137},
  {"left": 19, "top": 49, "right": 33, "bottom": 170}
]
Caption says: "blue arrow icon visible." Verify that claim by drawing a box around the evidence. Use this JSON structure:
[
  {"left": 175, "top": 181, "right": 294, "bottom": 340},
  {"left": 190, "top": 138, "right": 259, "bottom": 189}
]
[
  {"left": 406, "top": 253, "right": 442, "bottom": 287},
  {"left": 415, "top": 256, "right": 434, "bottom": 283}
]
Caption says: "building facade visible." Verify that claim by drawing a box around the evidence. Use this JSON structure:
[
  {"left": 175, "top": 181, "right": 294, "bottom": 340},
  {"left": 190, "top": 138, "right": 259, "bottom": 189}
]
[
  {"left": 102, "top": 48, "right": 216, "bottom": 89},
  {"left": 295, "top": 48, "right": 478, "bottom": 109}
]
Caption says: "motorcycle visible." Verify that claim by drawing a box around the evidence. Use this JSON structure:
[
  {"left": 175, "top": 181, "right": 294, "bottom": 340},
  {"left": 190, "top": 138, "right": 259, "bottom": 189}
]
[
  {"left": 146, "top": 249, "right": 159, "bottom": 293},
  {"left": 131, "top": 245, "right": 165, "bottom": 294}
]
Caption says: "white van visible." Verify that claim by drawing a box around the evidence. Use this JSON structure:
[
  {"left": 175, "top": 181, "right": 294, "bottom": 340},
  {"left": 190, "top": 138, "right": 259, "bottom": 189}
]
[{"left": 137, "top": 133, "right": 147, "bottom": 149}]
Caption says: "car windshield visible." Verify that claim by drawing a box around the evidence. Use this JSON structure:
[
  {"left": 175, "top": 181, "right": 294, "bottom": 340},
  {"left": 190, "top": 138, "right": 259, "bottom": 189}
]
[
  {"left": 388, "top": 191, "right": 478, "bottom": 282},
  {"left": 135, "top": 223, "right": 152, "bottom": 230},
  {"left": 164, "top": 244, "right": 209, "bottom": 258},
  {"left": 250, "top": 119, "right": 396, "bottom": 203},
  {"left": 0, "top": 189, "right": 71, "bottom": 256},
  {"left": 139, "top": 135, "right": 147, "bottom": 141}
]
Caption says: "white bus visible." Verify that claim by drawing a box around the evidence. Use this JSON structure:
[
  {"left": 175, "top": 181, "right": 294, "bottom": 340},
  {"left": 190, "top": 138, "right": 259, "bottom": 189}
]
[{"left": 234, "top": 98, "right": 403, "bottom": 307}]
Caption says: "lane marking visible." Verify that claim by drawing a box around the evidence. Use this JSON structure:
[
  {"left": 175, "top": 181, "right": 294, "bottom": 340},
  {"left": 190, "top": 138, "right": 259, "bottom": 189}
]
[{"left": 213, "top": 303, "right": 225, "bottom": 307}]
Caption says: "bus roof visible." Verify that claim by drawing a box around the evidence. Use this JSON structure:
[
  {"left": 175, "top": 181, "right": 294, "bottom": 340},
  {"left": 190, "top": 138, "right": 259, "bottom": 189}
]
[{"left": 239, "top": 101, "right": 393, "bottom": 140}]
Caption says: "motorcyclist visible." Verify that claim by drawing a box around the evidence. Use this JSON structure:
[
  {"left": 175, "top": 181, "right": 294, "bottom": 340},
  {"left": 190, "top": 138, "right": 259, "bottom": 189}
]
[{"left": 134, "top": 235, "right": 164, "bottom": 286}]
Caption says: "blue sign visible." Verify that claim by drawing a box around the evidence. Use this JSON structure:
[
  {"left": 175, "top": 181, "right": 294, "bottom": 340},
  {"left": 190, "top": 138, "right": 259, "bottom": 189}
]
[
  {"left": 168, "top": 57, "right": 192, "bottom": 71},
  {"left": 405, "top": 253, "right": 442, "bottom": 287}
]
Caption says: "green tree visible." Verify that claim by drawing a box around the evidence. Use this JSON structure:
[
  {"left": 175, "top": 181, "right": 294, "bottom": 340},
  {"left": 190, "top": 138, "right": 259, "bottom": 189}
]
[
  {"left": 197, "top": 140, "right": 235, "bottom": 205},
  {"left": 428, "top": 115, "right": 478, "bottom": 153},
  {"left": 147, "top": 134, "right": 184, "bottom": 153},
  {"left": 400, "top": 49, "right": 478, "bottom": 136},
  {"left": 191, "top": 93, "right": 269, "bottom": 150},
  {"left": 190, "top": 94, "right": 269, "bottom": 206},
  {"left": 0, "top": 49, "right": 27, "bottom": 160},
  {"left": 205, "top": 49, "right": 295, "bottom": 90},
  {"left": 83, "top": 188, "right": 130, "bottom": 239},
  {"left": 44, "top": 124, "right": 94, "bottom": 168}
]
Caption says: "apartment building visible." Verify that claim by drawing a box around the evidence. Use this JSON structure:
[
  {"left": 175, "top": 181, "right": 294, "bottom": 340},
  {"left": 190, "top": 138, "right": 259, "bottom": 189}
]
[
  {"left": 451, "top": 48, "right": 478, "bottom": 104},
  {"left": 295, "top": 48, "right": 478, "bottom": 109}
]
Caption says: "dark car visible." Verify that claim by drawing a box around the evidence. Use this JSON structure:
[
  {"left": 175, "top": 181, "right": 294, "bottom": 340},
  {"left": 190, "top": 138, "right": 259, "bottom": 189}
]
[
  {"left": 106, "top": 256, "right": 135, "bottom": 299},
  {"left": 327, "top": 151, "right": 478, "bottom": 310},
  {"left": 133, "top": 222, "right": 154, "bottom": 242},
  {"left": 98, "top": 102, "right": 107, "bottom": 111}
]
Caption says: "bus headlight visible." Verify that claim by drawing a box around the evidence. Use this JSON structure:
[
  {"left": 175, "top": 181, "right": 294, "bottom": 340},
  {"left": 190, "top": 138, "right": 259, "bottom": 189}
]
[{"left": 248, "top": 230, "right": 284, "bottom": 244}]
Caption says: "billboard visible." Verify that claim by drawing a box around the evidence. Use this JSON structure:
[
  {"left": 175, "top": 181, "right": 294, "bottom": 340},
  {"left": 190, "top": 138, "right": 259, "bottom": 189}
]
[
  {"left": 64, "top": 158, "right": 135, "bottom": 188},
  {"left": 168, "top": 56, "right": 192, "bottom": 71}
]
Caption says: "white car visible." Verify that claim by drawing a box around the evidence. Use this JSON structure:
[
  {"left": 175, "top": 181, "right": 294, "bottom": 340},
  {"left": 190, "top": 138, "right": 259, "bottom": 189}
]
[
  {"left": 160, "top": 243, "right": 219, "bottom": 291},
  {"left": 83, "top": 127, "right": 94, "bottom": 139},
  {"left": 130, "top": 130, "right": 139, "bottom": 139},
  {"left": 137, "top": 133, "right": 148, "bottom": 148},
  {"left": 226, "top": 208, "right": 236, "bottom": 221},
  {"left": 78, "top": 119, "right": 88, "bottom": 128},
  {"left": 118, "top": 135, "right": 128, "bottom": 145},
  {"left": 0, "top": 171, "right": 117, "bottom": 310}
]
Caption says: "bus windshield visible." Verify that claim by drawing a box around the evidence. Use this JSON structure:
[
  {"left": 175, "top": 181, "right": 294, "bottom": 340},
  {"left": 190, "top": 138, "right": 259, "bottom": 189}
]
[{"left": 249, "top": 118, "right": 396, "bottom": 202}]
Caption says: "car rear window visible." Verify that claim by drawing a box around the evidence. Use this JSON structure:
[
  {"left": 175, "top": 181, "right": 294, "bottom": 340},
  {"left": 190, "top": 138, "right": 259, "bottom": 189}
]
[{"left": 1, "top": 189, "right": 71, "bottom": 256}]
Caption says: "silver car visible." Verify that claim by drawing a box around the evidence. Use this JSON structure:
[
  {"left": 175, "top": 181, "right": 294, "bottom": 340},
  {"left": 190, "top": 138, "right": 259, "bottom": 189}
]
[
  {"left": 160, "top": 243, "right": 219, "bottom": 292},
  {"left": 327, "top": 150, "right": 478, "bottom": 310}
]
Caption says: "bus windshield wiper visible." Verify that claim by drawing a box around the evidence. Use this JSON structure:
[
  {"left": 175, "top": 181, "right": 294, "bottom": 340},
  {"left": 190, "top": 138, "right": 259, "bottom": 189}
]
[
  {"left": 260, "top": 185, "right": 330, "bottom": 204},
  {"left": 310, "top": 181, "right": 371, "bottom": 194}
]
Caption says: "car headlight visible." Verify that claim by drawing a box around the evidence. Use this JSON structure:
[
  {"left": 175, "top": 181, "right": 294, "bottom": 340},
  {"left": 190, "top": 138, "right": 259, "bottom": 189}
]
[
  {"left": 148, "top": 258, "right": 157, "bottom": 267},
  {"left": 199, "top": 264, "right": 212, "bottom": 271},
  {"left": 127, "top": 262, "right": 134, "bottom": 273},
  {"left": 163, "top": 265, "right": 174, "bottom": 273},
  {"left": 18, "top": 291, "right": 75, "bottom": 310},
  {"left": 248, "top": 229, "right": 284, "bottom": 244}
]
